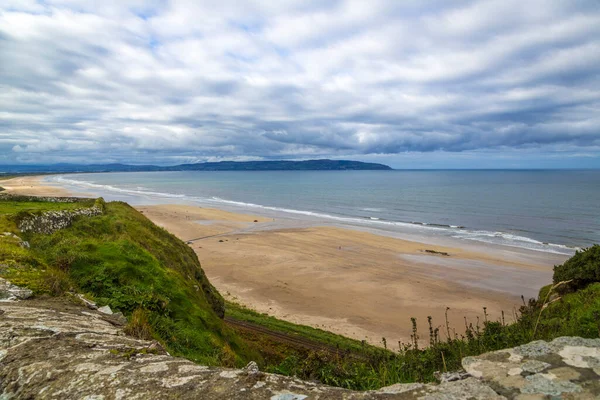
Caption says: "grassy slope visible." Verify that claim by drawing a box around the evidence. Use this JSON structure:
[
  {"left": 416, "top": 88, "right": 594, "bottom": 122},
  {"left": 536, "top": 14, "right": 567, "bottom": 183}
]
[
  {"left": 0, "top": 200, "right": 88, "bottom": 214},
  {"left": 0, "top": 198, "right": 260, "bottom": 366},
  {"left": 226, "top": 301, "right": 378, "bottom": 354}
]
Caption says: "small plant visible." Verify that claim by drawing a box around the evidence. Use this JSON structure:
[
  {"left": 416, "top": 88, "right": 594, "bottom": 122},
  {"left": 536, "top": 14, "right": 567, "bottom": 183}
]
[
  {"left": 43, "top": 268, "right": 72, "bottom": 296},
  {"left": 124, "top": 308, "right": 153, "bottom": 340}
]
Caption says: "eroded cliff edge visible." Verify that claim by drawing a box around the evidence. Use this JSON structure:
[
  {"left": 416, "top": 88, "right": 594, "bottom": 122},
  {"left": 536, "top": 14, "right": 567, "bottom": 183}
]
[{"left": 1, "top": 290, "right": 599, "bottom": 400}]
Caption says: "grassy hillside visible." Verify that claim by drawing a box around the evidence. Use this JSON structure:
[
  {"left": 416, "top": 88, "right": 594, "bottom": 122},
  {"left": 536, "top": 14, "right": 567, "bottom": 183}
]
[{"left": 0, "top": 196, "right": 260, "bottom": 366}]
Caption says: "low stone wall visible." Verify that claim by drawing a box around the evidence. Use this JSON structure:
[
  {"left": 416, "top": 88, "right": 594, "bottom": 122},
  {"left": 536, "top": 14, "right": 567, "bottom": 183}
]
[
  {"left": 0, "top": 288, "right": 599, "bottom": 399},
  {"left": 17, "top": 203, "right": 104, "bottom": 234}
]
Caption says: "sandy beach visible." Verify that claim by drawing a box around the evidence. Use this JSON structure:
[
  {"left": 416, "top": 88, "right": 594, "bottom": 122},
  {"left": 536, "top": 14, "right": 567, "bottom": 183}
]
[
  {"left": 0, "top": 175, "right": 73, "bottom": 197},
  {"left": 1, "top": 175, "right": 568, "bottom": 348}
]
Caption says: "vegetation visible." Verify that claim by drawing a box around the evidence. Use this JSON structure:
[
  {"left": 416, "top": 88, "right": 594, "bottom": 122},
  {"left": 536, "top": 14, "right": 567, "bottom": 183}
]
[
  {"left": 1, "top": 194, "right": 598, "bottom": 391},
  {"left": 226, "top": 301, "right": 377, "bottom": 354},
  {"left": 553, "top": 245, "right": 600, "bottom": 292},
  {"left": 0, "top": 199, "right": 90, "bottom": 214},
  {"left": 0, "top": 197, "right": 260, "bottom": 366}
]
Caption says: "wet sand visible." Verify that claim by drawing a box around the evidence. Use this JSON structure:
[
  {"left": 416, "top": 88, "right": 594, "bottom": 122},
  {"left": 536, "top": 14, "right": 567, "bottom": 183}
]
[{"left": 2, "top": 175, "right": 567, "bottom": 348}]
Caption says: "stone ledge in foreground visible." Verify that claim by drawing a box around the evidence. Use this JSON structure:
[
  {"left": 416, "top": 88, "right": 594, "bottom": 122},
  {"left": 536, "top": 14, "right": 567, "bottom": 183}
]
[{"left": 1, "top": 295, "right": 599, "bottom": 399}]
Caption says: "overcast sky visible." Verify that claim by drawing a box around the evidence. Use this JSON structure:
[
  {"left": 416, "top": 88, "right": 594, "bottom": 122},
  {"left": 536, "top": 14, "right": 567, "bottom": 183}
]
[{"left": 1, "top": 0, "right": 599, "bottom": 168}]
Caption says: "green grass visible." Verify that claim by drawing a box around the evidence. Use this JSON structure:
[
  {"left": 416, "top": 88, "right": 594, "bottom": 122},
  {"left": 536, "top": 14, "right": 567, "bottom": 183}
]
[
  {"left": 226, "top": 301, "right": 378, "bottom": 354},
  {"left": 0, "top": 198, "right": 262, "bottom": 366},
  {"left": 0, "top": 173, "right": 53, "bottom": 181},
  {"left": 0, "top": 200, "right": 88, "bottom": 214}
]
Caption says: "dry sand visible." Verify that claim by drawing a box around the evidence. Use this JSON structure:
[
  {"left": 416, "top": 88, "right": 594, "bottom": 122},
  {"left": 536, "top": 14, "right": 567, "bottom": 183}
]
[
  {"left": 0, "top": 176, "right": 72, "bottom": 197},
  {"left": 138, "top": 204, "right": 563, "bottom": 348},
  {"left": 2, "top": 175, "right": 567, "bottom": 348}
]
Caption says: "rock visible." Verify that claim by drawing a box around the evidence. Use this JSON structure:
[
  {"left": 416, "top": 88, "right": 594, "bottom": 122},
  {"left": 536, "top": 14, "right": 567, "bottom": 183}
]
[
  {"left": 17, "top": 204, "right": 104, "bottom": 235},
  {"left": 244, "top": 361, "right": 260, "bottom": 375},
  {"left": 98, "top": 305, "right": 113, "bottom": 315},
  {"left": 0, "top": 298, "right": 505, "bottom": 400},
  {"left": 463, "top": 337, "right": 600, "bottom": 399},
  {"left": 424, "top": 249, "right": 450, "bottom": 256},
  {"left": 19, "top": 240, "right": 30, "bottom": 249},
  {"left": 75, "top": 293, "right": 99, "bottom": 310},
  {"left": 111, "top": 312, "right": 128, "bottom": 325},
  {"left": 421, "top": 378, "right": 506, "bottom": 399},
  {"left": 1, "top": 296, "right": 600, "bottom": 399},
  {"left": 0, "top": 278, "right": 33, "bottom": 301},
  {"left": 434, "top": 370, "right": 471, "bottom": 383}
]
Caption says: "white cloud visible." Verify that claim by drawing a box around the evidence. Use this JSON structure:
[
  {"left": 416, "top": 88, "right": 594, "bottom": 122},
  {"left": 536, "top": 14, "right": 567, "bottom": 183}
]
[{"left": 0, "top": 0, "right": 599, "bottom": 165}]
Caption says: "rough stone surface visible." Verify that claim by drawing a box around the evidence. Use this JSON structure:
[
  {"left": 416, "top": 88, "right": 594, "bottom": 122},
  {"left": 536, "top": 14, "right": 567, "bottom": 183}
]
[
  {"left": 0, "top": 285, "right": 599, "bottom": 399},
  {"left": 463, "top": 337, "right": 600, "bottom": 399},
  {"left": 0, "top": 277, "right": 33, "bottom": 301},
  {"left": 0, "top": 296, "right": 502, "bottom": 400},
  {"left": 98, "top": 305, "right": 113, "bottom": 315},
  {"left": 245, "top": 360, "right": 261, "bottom": 375},
  {"left": 433, "top": 370, "right": 471, "bottom": 383},
  {"left": 17, "top": 205, "right": 103, "bottom": 234}
]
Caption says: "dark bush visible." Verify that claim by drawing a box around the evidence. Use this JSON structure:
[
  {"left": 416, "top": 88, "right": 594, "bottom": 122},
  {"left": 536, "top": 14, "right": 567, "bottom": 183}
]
[{"left": 553, "top": 245, "right": 600, "bottom": 292}]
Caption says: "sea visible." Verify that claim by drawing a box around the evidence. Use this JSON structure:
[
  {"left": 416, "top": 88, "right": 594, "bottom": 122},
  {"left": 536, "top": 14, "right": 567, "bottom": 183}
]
[{"left": 46, "top": 170, "right": 600, "bottom": 256}]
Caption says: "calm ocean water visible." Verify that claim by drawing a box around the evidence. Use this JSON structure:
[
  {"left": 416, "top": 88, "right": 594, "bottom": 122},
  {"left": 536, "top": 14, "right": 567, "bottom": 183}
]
[{"left": 48, "top": 170, "right": 600, "bottom": 255}]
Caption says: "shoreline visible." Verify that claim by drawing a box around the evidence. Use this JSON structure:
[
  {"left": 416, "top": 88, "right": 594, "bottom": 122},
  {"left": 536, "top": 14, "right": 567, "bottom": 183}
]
[{"left": 0, "top": 175, "right": 569, "bottom": 348}]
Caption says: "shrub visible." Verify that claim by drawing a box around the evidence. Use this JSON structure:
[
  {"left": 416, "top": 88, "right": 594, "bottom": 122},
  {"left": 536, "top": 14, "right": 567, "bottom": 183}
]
[{"left": 553, "top": 245, "right": 600, "bottom": 292}]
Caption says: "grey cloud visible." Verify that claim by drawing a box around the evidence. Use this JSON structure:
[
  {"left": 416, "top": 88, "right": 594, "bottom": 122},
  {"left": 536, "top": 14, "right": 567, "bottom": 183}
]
[{"left": 0, "top": 0, "right": 599, "bottom": 166}]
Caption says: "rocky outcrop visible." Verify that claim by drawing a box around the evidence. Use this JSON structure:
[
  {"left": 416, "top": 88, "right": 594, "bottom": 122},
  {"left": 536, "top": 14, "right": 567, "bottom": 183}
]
[
  {"left": 0, "top": 297, "right": 496, "bottom": 399},
  {"left": 0, "top": 277, "right": 33, "bottom": 301},
  {"left": 463, "top": 337, "right": 600, "bottom": 399},
  {"left": 0, "top": 286, "right": 599, "bottom": 399},
  {"left": 17, "top": 202, "right": 104, "bottom": 234}
]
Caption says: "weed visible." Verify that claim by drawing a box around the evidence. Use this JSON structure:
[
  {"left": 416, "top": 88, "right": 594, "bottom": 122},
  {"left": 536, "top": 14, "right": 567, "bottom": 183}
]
[{"left": 124, "top": 308, "right": 153, "bottom": 340}]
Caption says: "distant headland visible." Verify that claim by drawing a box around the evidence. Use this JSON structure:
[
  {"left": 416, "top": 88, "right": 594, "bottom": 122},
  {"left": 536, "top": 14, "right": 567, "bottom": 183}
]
[{"left": 0, "top": 159, "right": 392, "bottom": 174}]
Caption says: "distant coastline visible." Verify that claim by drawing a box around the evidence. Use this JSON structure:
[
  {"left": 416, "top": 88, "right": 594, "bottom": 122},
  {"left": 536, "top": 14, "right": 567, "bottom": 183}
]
[{"left": 0, "top": 159, "right": 391, "bottom": 174}]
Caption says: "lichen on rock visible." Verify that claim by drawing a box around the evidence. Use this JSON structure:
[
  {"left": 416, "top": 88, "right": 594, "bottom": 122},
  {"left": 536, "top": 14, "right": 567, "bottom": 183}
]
[{"left": 463, "top": 337, "right": 600, "bottom": 398}]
